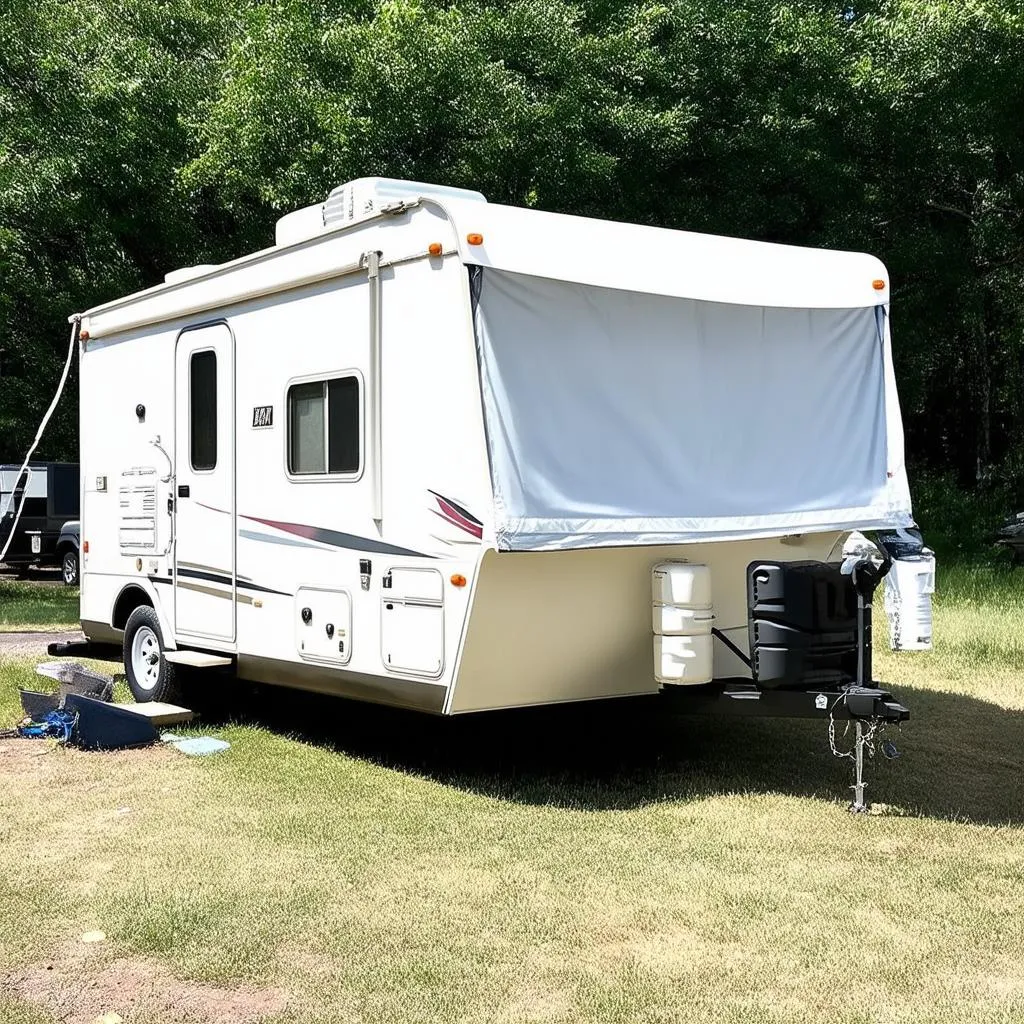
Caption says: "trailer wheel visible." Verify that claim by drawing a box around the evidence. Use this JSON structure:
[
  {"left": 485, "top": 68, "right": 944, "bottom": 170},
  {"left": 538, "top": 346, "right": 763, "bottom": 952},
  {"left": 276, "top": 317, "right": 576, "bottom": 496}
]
[
  {"left": 61, "top": 549, "right": 78, "bottom": 586},
  {"left": 123, "top": 606, "right": 178, "bottom": 703}
]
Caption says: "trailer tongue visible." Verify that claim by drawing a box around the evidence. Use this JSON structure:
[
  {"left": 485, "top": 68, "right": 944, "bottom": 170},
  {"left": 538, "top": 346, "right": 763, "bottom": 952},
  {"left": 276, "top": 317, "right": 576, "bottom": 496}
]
[{"left": 664, "top": 548, "right": 910, "bottom": 812}]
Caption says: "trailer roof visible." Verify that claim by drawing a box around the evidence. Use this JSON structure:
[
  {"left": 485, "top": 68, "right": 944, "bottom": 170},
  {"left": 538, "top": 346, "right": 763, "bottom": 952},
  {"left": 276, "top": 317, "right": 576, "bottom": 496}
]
[
  {"left": 443, "top": 198, "right": 889, "bottom": 309},
  {"left": 78, "top": 192, "right": 889, "bottom": 338}
]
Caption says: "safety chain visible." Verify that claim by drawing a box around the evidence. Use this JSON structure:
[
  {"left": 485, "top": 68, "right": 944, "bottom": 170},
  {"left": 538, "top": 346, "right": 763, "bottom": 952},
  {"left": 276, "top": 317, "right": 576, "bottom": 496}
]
[{"left": 827, "top": 693, "right": 880, "bottom": 761}]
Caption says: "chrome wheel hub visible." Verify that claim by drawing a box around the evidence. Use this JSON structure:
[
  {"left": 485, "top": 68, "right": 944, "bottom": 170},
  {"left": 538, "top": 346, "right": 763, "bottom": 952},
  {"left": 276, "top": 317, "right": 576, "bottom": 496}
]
[{"left": 131, "top": 625, "right": 160, "bottom": 691}]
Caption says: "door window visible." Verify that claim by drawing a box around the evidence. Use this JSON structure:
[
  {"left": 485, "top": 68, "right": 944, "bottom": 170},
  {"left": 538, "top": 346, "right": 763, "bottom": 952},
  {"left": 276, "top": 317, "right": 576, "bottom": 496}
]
[{"left": 190, "top": 350, "right": 218, "bottom": 471}]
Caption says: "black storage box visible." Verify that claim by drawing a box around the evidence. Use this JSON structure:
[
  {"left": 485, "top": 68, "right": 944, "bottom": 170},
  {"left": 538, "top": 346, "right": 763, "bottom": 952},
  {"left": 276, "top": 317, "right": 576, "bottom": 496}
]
[{"left": 747, "top": 561, "right": 861, "bottom": 690}]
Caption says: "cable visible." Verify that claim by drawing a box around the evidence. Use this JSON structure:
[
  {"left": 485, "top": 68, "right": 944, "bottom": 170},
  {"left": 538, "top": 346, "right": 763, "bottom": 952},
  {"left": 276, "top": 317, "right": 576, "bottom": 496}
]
[{"left": 0, "top": 317, "right": 80, "bottom": 564}]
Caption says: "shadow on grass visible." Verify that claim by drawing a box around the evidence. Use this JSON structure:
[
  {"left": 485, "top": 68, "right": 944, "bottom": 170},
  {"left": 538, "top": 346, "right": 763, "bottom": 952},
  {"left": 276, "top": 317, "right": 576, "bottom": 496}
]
[{"left": 186, "top": 675, "right": 1024, "bottom": 827}]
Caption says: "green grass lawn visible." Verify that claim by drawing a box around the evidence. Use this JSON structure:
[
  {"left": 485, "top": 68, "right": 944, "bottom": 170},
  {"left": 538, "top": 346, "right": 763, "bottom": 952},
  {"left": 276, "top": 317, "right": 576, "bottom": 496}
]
[
  {"left": 0, "top": 579, "right": 79, "bottom": 632},
  {"left": 0, "top": 561, "right": 1022, "bottom": 1023}
]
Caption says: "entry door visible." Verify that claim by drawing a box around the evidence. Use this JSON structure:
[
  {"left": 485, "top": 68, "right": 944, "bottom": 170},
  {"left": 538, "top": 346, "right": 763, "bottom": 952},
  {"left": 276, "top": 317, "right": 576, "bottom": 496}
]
[{"left": 174, "top": 323, "right": 235, "bottom": 641}]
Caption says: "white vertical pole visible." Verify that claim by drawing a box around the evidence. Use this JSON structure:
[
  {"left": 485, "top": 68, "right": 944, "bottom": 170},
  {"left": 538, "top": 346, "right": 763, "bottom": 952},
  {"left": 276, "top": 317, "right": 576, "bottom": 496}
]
[{"left": 366, "top": 251, "right": 383, "bottom": 526}]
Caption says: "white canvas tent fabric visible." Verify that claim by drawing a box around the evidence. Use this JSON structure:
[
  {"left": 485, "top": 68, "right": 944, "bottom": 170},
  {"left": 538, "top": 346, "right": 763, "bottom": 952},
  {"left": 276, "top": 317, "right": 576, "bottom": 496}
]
[{"left": 473, "top": 269, "right": 913, "bottom": 551}]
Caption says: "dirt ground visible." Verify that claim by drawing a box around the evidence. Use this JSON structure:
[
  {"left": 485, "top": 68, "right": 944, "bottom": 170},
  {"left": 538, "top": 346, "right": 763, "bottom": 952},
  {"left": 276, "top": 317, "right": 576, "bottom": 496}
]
[
  {"left": 7, "top": 941, "right": 289, "bottom": 1023},
  {"left": 0, "top": 631, "right": 87, "bottom": 657}
]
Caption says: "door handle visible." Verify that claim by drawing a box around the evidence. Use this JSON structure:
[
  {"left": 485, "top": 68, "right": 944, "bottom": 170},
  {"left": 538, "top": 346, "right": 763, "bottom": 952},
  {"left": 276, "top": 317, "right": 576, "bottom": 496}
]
[{"left": 177, "top": 484, "right": 190, "bottom": 498}]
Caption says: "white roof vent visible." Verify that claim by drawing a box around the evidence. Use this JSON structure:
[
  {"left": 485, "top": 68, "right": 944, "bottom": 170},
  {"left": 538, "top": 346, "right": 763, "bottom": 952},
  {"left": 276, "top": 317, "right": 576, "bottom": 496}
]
[
  {"left": 322, "top": 177, "right": 486, "bottom": 229},
  {"left": 273, "top": 178, "right": 487, "bottom": 248}
]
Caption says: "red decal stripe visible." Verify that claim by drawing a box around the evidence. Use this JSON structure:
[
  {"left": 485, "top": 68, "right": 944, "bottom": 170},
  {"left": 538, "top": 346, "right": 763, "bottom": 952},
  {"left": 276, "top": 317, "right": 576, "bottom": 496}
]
[{"left": 434, "top": 496, "right": 483, "bottom": 539}]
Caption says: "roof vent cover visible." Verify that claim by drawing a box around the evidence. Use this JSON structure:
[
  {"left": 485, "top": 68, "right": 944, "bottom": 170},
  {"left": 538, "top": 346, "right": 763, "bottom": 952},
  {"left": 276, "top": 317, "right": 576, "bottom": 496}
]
[{"left": 322, "top": 177, "right": 486, "bottom": 229}]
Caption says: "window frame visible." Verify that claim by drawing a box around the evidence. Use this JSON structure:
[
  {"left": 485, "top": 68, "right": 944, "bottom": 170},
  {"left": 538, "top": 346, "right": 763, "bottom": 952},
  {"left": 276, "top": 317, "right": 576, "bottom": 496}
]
[
  {"left": 284, "top": 369, "right": 365, "bottom": 483},
  {"left": 189, "top": 347, "right": 219, "bottom": 474}
]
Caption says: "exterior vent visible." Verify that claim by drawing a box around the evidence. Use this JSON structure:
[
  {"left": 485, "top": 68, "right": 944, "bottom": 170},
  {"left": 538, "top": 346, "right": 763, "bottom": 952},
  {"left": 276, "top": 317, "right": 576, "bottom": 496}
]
[
  {"left": 118, "top": 467, "right": 158, "bottom": 551},
  {"left": 274, "top": 178, "right": 486, "bottom": 248},
  {"left": 322, "top": 178, "right": 486, "bottom": 229}
]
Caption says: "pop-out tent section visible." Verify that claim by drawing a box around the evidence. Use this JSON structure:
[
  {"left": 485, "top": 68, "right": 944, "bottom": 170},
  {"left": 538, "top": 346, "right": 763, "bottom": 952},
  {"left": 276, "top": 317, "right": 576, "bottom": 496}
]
[{"left": 458, "top": 204, "right": 913, "bottom": 551}]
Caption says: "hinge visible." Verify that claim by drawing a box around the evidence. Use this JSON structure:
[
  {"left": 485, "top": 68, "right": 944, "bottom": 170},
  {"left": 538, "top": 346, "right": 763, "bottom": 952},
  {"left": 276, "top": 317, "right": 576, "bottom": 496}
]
[{"left": 380, "top": 199, "right": 418, "bottom": 216}]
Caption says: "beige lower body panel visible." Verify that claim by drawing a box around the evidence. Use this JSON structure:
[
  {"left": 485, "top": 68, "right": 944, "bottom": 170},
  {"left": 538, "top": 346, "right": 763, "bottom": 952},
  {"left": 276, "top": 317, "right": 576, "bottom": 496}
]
[
  {"left": 81, "top": 618, "right": 122, "bottom": 645},
  {"left": 448, "top": 534, "right": 842, "bottom": 713},
  {"left": 237, "top": 654, "right": 448, "bottom": 714}
]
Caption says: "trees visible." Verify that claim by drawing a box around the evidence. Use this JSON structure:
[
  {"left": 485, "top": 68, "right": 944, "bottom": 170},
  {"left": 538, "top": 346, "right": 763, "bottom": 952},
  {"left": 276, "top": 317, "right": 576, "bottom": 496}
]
[
  {"left": 0, "top": 0, "right": 244, "bottom": 460},
  {"left": 2, "top": 0, "right": 1022, "bottom": 501},
  {"left": 850, "top": 2, "right": 1024, "bottom": 488}
]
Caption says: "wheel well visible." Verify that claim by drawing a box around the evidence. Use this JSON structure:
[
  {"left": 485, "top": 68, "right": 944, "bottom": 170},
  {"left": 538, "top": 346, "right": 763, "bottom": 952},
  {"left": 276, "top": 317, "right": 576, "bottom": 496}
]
[{"left": 112, "top": 586, "right": 153, "bottom": 631}]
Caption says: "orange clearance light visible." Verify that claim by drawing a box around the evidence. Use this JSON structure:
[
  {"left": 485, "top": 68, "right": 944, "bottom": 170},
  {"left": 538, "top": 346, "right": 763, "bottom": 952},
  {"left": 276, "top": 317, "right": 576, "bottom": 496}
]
[
  {"left": 428, "top": 242, "right": 443, "bottom": 256},
  {"left": 82, "top": 540, "right": 89, "bottom": 554},
  {"left": 450, "top": 573, "right": 467, "bottom": 587},
  {"left": 79, "top": 329, "right": 91, "bottom": 341},
  {"left": 872, "top": 279, "right": 886, "bottom": 291},
  {"left": 466, "top": 233, "right": 484, "bottom": 246}
]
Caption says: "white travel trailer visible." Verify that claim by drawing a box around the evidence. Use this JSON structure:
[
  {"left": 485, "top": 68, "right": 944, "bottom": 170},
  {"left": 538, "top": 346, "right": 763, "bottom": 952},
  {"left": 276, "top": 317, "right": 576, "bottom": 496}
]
[{"left": 73, "top": 178, "right": 915, "bottom": 759}]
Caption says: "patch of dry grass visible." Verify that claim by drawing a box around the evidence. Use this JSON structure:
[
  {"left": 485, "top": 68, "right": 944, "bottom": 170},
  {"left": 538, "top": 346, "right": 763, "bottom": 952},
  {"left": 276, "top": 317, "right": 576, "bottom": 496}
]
[{"left": 0, "top": 560, "right": 1023, "bottom": 1023}]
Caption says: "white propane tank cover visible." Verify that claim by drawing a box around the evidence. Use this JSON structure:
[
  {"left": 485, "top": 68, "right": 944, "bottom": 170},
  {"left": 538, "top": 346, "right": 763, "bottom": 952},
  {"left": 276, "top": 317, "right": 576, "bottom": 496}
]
[
  {"left": 653, "top": 604, "right": 716, "bottom": 636},
  {"left": 652, "top": 563, "right": 714, "bottom": 684},
  {"left": 654, "top": 635, "right": 714, "bottom": 685},
  {"left": 651, "top": 562, "right": 712, "bottom": 606}
]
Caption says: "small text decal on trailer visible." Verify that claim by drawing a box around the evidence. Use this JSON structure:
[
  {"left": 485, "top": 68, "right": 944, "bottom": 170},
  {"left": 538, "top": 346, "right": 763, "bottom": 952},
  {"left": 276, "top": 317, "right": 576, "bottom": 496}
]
[{"left": 252, "top": 406, "right": 274, "bottom": 428}]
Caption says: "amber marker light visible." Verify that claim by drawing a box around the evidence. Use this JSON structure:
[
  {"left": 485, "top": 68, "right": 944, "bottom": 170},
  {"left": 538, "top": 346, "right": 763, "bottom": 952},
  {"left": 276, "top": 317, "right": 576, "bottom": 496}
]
[
  {"left": 466, "top": 233, "right": 484, "bottom": 245},
  {"left": 428, "top": 242, "right": 443, "bottom": 256},
  {"left": 79, "top": 329, "right": 91, "bottom": 341},
  {"left": 450, "top": 573, "right": 468, "bottom": 587},
  {"left": 872, "top": 279, "right": 886, "bottom": 291},
  {"left": 83, "top": 541, "right": 89, "bottom": 553}
]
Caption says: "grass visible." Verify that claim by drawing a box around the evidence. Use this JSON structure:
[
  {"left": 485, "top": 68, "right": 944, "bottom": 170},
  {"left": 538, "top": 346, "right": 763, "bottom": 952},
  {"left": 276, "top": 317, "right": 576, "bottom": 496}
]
[
  {"left": 0, "top": 561, "right": 1023, "bottom": 1022},
  {"left": 0, "top": 579, "right": 79, "bottom": 632}
]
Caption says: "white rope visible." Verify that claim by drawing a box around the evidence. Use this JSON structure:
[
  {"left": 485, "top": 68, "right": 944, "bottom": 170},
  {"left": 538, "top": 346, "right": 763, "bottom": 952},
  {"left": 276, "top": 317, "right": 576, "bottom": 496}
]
[{"left": 0, "top": 317, "right": 80, "bottom": 563}]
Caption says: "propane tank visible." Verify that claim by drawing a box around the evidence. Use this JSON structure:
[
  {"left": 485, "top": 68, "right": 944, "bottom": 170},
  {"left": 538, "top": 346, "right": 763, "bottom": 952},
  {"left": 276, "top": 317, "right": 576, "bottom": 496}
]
[{"left": 874, "top": 528, "right": 935, "bottom": 652}]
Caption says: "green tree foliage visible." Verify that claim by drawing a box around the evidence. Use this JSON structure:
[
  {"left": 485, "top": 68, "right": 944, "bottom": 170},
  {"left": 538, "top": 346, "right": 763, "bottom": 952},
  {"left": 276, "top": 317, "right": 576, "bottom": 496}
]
[{"left": 2, "top": 0, "right": 1023, "bottom": 509}]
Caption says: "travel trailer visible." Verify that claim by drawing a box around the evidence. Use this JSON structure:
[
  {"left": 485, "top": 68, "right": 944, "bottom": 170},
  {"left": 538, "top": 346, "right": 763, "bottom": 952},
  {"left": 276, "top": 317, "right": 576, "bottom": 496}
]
[
  {"left": 72, "top": 178, "right": 916, "bottom": 779},
  {"left": 0, "top": 462, "right": 79, "bottom": 578}
]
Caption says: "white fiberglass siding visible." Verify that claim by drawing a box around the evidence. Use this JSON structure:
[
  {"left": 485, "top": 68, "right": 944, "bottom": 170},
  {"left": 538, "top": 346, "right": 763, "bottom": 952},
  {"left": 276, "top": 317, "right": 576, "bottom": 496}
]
[{"left": 473, "top": 269, "right": 912, "bottom": 551}]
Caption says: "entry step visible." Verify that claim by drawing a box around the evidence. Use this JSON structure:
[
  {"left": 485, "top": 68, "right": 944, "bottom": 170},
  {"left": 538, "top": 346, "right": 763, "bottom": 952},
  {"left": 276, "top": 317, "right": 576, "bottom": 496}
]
[
  {"left": 114, "top": 701, "right": 195, "bottom": 726},
  {"left": 164, "top": 651, "right": 233, "bottom": 668}
]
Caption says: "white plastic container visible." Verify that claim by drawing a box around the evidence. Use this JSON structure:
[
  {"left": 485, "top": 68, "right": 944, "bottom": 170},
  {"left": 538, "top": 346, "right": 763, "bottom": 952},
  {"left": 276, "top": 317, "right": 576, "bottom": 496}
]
[
  {"left": 884, "top": 553, "right": 935, "bottom": 651},
  {"left": 653, "top": 604, "right": 715, "bottom": 635},
  {"left": 652, "top": 562, "right": 713, "bottom": 684},
  {"left": 652, "top": 562, "right": 712, "bottom": 607},
  {"left": 654, "top": 634, "right": 714, "bottom": 684}
]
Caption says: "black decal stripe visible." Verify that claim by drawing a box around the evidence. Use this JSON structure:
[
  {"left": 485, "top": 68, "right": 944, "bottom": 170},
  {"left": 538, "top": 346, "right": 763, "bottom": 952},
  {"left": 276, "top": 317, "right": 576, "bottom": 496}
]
[{"left": 153, "top": 568, "right": 292, "bottom": 597}]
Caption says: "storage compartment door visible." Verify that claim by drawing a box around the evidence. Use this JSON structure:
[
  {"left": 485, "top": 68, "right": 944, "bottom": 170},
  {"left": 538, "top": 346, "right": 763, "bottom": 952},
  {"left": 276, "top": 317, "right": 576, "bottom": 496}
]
[
  {"left": 295, "top": 587, "right": 353, "bottom": 664},
  {"left": 381, "top": 568, "right": 444, "bottom": 677}
]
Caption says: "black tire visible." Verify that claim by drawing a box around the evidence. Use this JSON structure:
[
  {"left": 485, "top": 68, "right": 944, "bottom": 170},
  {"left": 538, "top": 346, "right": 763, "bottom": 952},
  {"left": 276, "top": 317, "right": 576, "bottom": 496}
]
[
  {"left": 61, "top": 549, "right": 79, "bottom": 586},
  {"left": 123, "top": 605, "right": 179, "bottom": 703}
]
